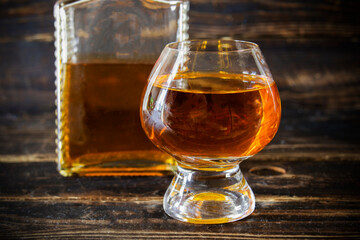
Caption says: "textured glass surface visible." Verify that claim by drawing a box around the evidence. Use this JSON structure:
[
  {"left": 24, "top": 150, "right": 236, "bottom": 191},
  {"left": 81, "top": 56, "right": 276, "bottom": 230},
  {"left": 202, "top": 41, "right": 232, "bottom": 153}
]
[{"left": 54, "top": 0, "right": 189, "bottom": 176}]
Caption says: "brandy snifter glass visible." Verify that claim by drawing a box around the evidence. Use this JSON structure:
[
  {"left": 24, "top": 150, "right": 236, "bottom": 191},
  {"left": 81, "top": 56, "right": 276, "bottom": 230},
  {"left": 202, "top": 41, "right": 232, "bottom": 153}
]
[{"left": 140, "top": 40, "right": 281, "bottom": 224}]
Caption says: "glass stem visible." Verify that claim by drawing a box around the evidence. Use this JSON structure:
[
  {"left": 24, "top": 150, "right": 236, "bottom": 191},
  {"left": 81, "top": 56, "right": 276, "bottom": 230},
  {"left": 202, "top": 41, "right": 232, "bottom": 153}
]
[{"left": 163, "top": 164, "right": 255, "bottom": 224}]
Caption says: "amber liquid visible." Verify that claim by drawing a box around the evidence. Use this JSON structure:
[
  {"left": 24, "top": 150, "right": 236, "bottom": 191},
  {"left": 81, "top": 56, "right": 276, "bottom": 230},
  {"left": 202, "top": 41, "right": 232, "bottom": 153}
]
[
  {"left": 58, "top": 62, "right": 174, "bottom": 176},
  {"left": 141, "top": 72, "right": 281, "bottom": 168}
]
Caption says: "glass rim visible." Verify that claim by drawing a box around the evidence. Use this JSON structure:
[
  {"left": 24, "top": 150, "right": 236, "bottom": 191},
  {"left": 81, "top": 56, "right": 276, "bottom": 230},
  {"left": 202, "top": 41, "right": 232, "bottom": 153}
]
[{"left": 165, "top": 39, "right": 260, "bottom": 53}]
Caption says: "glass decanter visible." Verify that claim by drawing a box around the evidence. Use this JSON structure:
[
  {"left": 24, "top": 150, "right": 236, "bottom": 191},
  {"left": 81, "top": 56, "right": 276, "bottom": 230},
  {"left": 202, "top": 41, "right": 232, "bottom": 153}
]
[{"left": 54, "top": 0, "right": 189, "bottom": 176}]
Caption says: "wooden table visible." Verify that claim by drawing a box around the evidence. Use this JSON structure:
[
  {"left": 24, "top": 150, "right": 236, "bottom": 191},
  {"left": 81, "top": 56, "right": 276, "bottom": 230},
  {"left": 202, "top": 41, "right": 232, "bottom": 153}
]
[{"left": 1, "top": 0, "right": 360, "bottom": 239}]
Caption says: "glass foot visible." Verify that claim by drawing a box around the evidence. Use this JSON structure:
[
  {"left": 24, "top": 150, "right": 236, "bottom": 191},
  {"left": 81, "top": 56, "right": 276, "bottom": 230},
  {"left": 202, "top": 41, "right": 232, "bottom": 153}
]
[{"left": 163, "top": 165, "right": 255, "bottom": 224}]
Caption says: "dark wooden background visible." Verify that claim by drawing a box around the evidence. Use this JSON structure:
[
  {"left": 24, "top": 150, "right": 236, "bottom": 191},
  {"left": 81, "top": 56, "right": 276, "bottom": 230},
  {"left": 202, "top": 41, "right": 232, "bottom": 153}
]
[{"left": 0, "top": 0, "right": 360, "bottom": 239}]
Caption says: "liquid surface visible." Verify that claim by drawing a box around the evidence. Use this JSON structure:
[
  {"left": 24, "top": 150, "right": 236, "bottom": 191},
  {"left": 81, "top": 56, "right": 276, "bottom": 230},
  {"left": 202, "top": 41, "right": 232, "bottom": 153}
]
[
  {"left": 141, "top": 72, "right": 281, "bottom": 166},
  {"left": 58, "top": 62, "right": 173, "bottom": 176}
]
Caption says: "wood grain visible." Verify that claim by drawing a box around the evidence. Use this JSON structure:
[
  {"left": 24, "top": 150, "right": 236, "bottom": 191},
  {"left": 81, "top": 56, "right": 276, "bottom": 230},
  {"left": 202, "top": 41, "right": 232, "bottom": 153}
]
[
  {"left": 0, "top": 0, "right": 360, "bottom": 238},
  {"left": 188, "top": 0, "right": 360, "bottom": 40},
  {"left": 0, "top": 156, "right": 359, "bottom": 239},
  {"left": 0, "top": 0, "right": 359, "bottom": 114}
]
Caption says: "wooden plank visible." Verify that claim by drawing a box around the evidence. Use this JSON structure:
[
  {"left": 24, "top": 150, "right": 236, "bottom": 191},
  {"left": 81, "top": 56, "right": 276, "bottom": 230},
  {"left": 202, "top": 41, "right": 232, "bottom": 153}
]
[
  {"left": 0, "top": 159, "right": 359, "bottom": 238},
  {"left": 1, "top": 150, "right": 360, "bottom": 163},
  {"left": 0, "top": 201, "right": 359, "bottom": 239},
  {"left": 1, "top": 101, "right": 359, "bottom": 155},
  {"left": 188, "top": 0, "right": 360, "bottom": 39},
  {"left": 1, "top": 0, "right": 359, "bottom": 41},
  {"left": 1, "top": 0, "right": 359, "bottom": 115},
  {"left": 0, "top": 159, "right": 359, "bottom": 199},
  {"left": 1, "top": 40, "right": 359, "bottom": 114}
]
